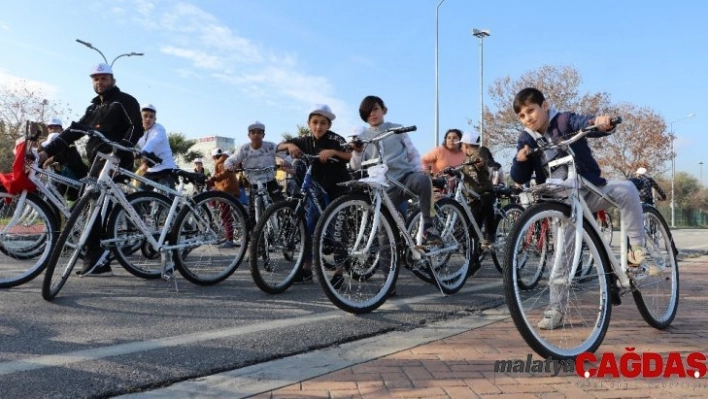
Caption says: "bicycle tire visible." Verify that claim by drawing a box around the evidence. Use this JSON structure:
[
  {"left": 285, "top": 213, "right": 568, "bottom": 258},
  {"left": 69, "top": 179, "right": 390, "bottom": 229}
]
[
  {"left": 105, "top": 191, "right": 173, "bottom": 279},
  {"left": 405, "top": 198, "right": 472, "bottom": 294},
  {"left": 171, "top": 191, "right": 248, "bottom": 285},
  {"left": 632, "top": 205, "right": 679, "bottom": 329},
  {"left": 0, "top": 192, "right": 59, "bottom": 288},
  {"left": 42, "top": 191, "right": 101, "bottom": 301},
  {"left": 491, "top": 203, "right": 525, "bottom": 274},
  {"left": 313, "top": 193, "right": 399, "bottom": 314},
  {"left": 249, "top": 200, "right": 306, "bottom": 294},
  {"left": 503, "top": 201, "right": 613, "bottom": 360}
]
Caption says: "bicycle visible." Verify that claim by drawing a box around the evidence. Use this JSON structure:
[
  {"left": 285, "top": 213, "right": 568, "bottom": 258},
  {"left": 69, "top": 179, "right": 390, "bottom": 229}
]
[
  {"left": 42, "top": 128, "right": 248, "bottom": 300},
  {"left": 503, "top": 117, "right": 678, "bottom": 359},
  {"left": 312, "top": 125, "right": 472, "bottom": 314},
  {"left": 248, "top": 154, "right": 335, "bottom": 294}
]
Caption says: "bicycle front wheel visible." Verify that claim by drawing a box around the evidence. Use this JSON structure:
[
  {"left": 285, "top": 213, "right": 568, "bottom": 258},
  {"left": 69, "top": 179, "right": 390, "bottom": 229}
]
[
  {"left": 491, "top": 203, "right": 525, "bottom": 274},
  {"left": 106, "top": 191, "right": 173, "bottom": 279},
  {"left": 632, "top": 205, "right": 679, "bottom": 329},
  {"left": 42, "top": 191, "right": 101, "bottom": 301},
  {"left": 313, "top": 193, "right": 398, "bottom": 314},
  {"left": 249, "top": 200, "right": 306, "bottom": 294},
  {"left": 503, "top": 202, "right": 613, "bottom": 360},
  {"left": 171, "top": 191, "right": 248, "bottom": 285},
  {"left": 0, "top": 192, "right": 59, "bottom": 288}
]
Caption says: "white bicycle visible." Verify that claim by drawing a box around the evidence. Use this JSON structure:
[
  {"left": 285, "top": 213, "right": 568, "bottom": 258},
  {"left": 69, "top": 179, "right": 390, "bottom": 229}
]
[
  {"left": 312, "top": 125, "right": 472, "bottom": 314},
  {"left": 503, "top": 117, "right": 678, "bottom": 359}
]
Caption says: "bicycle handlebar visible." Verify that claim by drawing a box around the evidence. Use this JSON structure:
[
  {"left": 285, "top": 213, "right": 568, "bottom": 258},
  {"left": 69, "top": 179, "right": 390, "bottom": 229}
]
[
  {"left": 299, "top": 153, "right": 339, "bottom": 163},
  {"left": 351, "top": 125, "right": 417, "bottom": 147},
  {"left": 528, "top": 117, "right": 622, "bottom": 156},
  {"left": 78, "top": 128, "right": 163, "bottom": 165}
]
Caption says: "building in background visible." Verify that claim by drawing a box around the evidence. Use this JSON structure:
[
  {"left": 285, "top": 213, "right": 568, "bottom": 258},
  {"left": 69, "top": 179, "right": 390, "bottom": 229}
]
[{"left": 175, "top": 135, "right": 237, "bottom": 173}]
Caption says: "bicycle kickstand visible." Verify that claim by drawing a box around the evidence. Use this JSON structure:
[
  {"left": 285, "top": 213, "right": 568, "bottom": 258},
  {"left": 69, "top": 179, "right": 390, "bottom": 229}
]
[{"left": 161, "top": 251, "right": 178, "bottom": 292}]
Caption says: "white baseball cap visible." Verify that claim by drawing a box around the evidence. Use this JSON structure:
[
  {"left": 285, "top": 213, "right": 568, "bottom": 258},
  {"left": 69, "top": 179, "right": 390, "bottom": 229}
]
[
  {"left": 90, "top": 63, "right": 113, "bottom": 76},
  {"left": 458, "top": 132, "right": 480, "bottom": 146},
  {"left": 636, "top": 167, "right": 647, "bottom": 175},
  {"left": 41, "top": 132, "right": 61, "bottom": 148},
  {"left": 309, "top": 104, "right": 336, "bottom": 122},
  {"left": 211, "top": 148, "right": 223, "bottom": 156},
  {"left": 141, "top": 104, "right": 157, "bottom": 113},
  {"left": 194, "top": 158, "right": 203, "bottom": 164},
  {"left": 46, "top": 118, "right": 63, "bottom": 127},
  {"left": 248, "top": 121, "right": 265, "bottom": 131}
]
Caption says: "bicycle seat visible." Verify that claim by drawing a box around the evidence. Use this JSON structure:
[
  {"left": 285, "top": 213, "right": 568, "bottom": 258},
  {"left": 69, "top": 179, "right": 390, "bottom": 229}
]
[{"left": 173, "top": 169, "right": 207, "bottom": 185}]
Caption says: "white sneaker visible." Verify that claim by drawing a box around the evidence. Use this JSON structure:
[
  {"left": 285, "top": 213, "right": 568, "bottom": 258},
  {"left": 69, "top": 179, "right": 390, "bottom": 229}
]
[
  {"left": 537, "top": 309, "right": 563, "bottom": 330},
  {"left": 628, "top": 245, "right": 646, "bottom": 265}
]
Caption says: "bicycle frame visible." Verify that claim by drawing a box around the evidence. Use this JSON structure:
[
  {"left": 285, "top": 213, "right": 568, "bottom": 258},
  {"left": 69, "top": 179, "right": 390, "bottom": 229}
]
[{"left": 527, "top": 138, "right": 632, "bottom": 289}]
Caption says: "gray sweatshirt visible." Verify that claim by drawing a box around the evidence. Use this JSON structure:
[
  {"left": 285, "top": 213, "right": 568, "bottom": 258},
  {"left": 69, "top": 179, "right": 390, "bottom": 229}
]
[{"left": 350, "top": 122, "right": 423, "bottom": 182}]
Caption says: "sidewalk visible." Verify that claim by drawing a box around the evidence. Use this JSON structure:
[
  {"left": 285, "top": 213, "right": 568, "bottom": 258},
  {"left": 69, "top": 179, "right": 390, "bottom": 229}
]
[{"left": 254, "top": 256, "right": 708, "bottom": 399}]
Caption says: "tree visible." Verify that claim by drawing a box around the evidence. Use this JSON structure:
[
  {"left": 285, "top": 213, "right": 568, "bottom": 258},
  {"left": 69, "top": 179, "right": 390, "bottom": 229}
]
[
  {"left": 0, "top": 81, "right": 77, "bottom": 172},
  {"left": 281, "top": 125, "right": 310, "bottom": 142},
  {"left": 590, "top": 103, "right": 669, "bottom": 179},
  {"left": 484, "top": 64, "right": 671, "bottom": 178},
  {"left": 0, "top": 81, "right": 75, "bottom": 139},
  {"left": 168, "top": 132, "right": 202, "bottom": 164}
]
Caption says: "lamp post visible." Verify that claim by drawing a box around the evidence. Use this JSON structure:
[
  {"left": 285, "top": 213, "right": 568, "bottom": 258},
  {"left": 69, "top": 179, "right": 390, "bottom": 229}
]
[
  {"left": 434, "top": 0, "right": 447, "bottom": 148},
  {"left": 700, "top": 161, "right": 704, "bottom": 185},
  {"left": 669, "top": 113, "right": 696, "bottom": 228},
  {"left": 472, "top": 28, "right": 490, "bottom": 147},
  {"left": 76, "top": 39, "right": 144, "bottom": 67}
]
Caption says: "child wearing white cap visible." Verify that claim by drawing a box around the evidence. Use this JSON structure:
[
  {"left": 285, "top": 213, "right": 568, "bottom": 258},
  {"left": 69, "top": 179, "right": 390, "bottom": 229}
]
[
  {"left": 278, "top": 104, "right": 353, "bottom": 284},
  {"left": 225, "top": 121, "right": 287, "bottom": 229}
]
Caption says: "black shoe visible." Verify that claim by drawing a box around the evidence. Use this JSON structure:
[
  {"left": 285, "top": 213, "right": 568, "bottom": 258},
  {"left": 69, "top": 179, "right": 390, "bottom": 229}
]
[
  {"left": 422, "top": 225, "right": 443, "bottom": 246},
  {"left": 293, "top": 269, "right": 313, "bottom": 284},
  {"left": 467, "top": 261, "right": 482, "bottom": 278},
  {"left": 77, "top": 250, "right": 110, "bottom": 276},
  {"left": 81, "top": 264, "right": 114, "bottom": 277},
  {"left": 330, "top": 274, "right": 344, "bottom": 290}
]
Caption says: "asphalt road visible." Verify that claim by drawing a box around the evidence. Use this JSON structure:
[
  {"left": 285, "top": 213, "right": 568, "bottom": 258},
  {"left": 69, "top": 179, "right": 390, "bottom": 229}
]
[{"left": 0, "top": 229, "right": 705, "bottom": 398}]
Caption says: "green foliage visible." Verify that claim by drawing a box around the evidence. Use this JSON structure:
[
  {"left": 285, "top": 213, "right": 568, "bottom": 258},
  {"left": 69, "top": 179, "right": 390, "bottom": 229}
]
[{"left": 168, "top": 132, "right": 202, "bottom": 163}]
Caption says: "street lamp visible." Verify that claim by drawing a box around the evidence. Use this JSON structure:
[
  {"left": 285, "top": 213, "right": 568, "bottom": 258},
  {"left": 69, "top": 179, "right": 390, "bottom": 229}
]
[
  {"left": 700, "top": 161, "right": 704, "bottom": 185},
  {"left": 434, "top": 0, "right": 447, "bottom": 148},
  {"left": 76, "top": 39, "right": 144, "bottom": 67},
  {"left": 472, "top": 28, "right": 490, "bottom": 147},
  {"left": 669, "top": 113, "right": 696, "bottom": 228}
]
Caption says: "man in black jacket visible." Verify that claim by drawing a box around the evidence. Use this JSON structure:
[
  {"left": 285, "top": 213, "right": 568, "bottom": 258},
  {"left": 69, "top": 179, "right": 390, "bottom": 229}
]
[{"left": 37, "top": 63, "right": 144, "bottom": 276}]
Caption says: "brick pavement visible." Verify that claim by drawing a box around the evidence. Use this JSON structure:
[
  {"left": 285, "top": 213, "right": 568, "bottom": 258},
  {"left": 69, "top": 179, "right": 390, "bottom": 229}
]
[{"left": 255, "top": 256, "right": 708, "bottom": 399}]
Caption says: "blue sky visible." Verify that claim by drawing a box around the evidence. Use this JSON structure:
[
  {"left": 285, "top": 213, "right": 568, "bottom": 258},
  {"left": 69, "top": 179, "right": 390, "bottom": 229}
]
[{"left": 1, "top": 0, "right": 705, "bottom": 181}]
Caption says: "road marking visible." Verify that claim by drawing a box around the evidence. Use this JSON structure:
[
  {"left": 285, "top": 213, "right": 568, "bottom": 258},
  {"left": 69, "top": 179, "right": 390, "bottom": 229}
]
[{"left": 0, "top": 279, "right": 502, "bottom": 376}]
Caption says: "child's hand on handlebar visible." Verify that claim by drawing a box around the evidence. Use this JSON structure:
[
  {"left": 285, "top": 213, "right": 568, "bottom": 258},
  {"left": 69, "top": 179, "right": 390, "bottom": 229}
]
[
  {"left": 516, "top": 145, "right": 531, "bottom": 162},
  {"left": 319, "top": 149, "right": 337, "bottom": 162},
  {"left": 592, "top": 115, "right": 614, "bottom": 132}
]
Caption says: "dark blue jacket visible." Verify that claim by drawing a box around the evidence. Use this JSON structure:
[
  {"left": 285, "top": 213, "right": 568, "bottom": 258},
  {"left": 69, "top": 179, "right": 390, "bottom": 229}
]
[{"left": 509, "top": 110, "right": 611, "bottom": 186}]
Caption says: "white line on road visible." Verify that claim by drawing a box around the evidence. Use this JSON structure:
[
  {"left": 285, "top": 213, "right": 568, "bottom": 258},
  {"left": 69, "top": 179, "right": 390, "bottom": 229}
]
[{"left": 0, "top": 280, "right": 503, "bottom": 377}]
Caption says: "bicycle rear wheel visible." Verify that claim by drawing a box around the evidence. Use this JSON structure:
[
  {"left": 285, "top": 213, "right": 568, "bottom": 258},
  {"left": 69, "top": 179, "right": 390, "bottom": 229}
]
[
  {"left": 491, "top": 203, "right": 524, "bottom": 274},
  {"left": 42, "top": 191, "right": 100, "bottom": 301},
  {"left": 503, "top": 202, "right": 613, "bottom": 360},
  {"left": 313, "top": 193, "right": 398, "bottom": 314},
  {"left": 632, "top": 205, "right": 679, "bottom": 329},
  {"left": 171, "top": 191, "right": 248, "bottom": 285},
  {"left": 0, "top": 192, "right": 59, "bottom": 288},
  {"left": 106, "top": 191, "right": 173, "bottom": 279},
  {"left": 249, "top": 200, "right": 306, "bottom": 294},
  {"left": 405, "top": 198, "right": 472, "bottom": 294}
]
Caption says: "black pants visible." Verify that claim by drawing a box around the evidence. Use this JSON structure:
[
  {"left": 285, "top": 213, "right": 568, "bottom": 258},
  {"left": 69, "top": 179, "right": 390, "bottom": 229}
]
[
  {"left": 471, "top": 191, "right": 496, "bottom": 240},
  {"left": 85, "top": 153, "right": 136, "bottom": 260}
]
